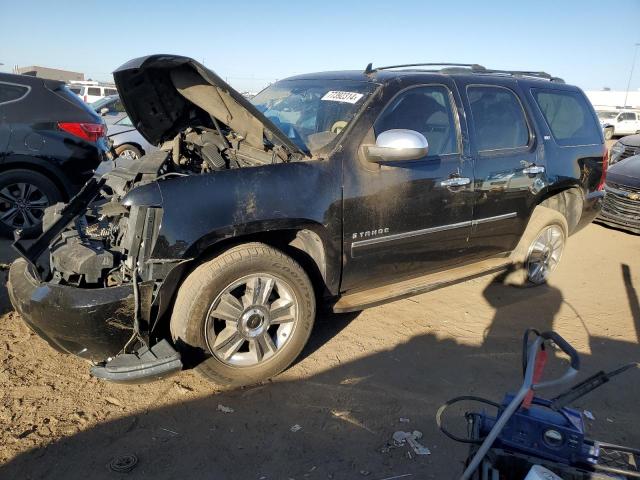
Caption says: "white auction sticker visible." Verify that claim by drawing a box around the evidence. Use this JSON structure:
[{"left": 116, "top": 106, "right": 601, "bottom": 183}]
[{"left": 321, "top": 91, "right": 364, "bottom": 104}]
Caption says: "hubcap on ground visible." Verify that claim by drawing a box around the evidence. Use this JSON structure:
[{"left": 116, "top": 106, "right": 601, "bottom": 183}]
[
  {"left": 526, "top": 225, "right": 565, "bottom": 284},
  {"left": 0, "top": 182, "right": 49, "bottom": 229},
  {"left": 204, "top": 274, "right": 298, "bottom": 367}
]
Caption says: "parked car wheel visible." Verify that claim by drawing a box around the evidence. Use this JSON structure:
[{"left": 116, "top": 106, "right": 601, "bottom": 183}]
[
  {"left": 502, "top": 206, "right": 568, "bottom": 287},
  {"left": 604, "top": 127, "right": 614, "bottom": 140},
  {"left": 115, "top": 144, "right": 142, "bottom": 160},
  {"left": 170, "top": 242, "right": 315, "bottom": 388},
  {"left": 0, "top": 169, "right": 62, "bottom": 238}
]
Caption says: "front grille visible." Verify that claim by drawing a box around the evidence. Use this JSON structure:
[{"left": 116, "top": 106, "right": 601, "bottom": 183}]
[
  {"left": 617, "top": 144, "right": 640, "bottom": 163},
  {"left": 600, "top": 182, "right": 640, "bottom": 229}
]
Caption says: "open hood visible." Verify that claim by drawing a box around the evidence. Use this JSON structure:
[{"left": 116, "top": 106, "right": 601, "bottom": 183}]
[{"left": 113, "top": 55, "right": 306, "bottom": 157}]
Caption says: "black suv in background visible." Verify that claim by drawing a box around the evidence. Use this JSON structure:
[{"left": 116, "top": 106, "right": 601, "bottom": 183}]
[
  {"left": 8, "top": 57, "right": 606, "bottom": 388},
  {"left": 0, "top": 73, "right": 108, "bottom": 236}
]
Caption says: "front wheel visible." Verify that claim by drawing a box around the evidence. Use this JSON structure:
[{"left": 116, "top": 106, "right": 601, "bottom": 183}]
[
  {"left": 170, "top": 243, "right": 315, "bottom": 388},
  {"left": 502, "top": 206, "right": 568, "bottom": 287},
  {"left": 115, "top": 144, "right": 142, "bottom": 160}
]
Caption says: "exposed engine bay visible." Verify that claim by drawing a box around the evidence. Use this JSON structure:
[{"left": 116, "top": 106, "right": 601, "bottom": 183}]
[{"left": 44, "top": 126, "right": 287, "bottom": 288}]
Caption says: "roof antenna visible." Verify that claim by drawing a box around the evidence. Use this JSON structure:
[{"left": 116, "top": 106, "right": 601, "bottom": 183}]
[{"left": 364, "top": 62, "right": 374, "bottom": 75}]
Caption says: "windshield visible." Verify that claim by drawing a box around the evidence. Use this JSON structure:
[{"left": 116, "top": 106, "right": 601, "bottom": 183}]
[
  {"left": 90, "top": 96, "right": 117, "bottom": 111},
  {"left": 251, "top": 79, "right": 378, "bottom": 153},
  {"left": 597, "top": 111, "right": 619, "bottom": 120}
]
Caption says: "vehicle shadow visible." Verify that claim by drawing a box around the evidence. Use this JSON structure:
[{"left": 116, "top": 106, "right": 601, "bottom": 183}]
[
  {"left": 1, "top": 280, "right": 638, "bottom": 480},
  {"left": 622, "top": 263, "right": 640, "bottom": 344},
  {"left": 0, "top": 238, "right": 18, "bottom": 316}
]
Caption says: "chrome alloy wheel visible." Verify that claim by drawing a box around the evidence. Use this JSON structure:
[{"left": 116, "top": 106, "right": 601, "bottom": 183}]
[
  {"left": 120, "top": 149, "right": 139, "bottom": 160},
  {"left": 526, "top": 225, "right": 565, "bottom": 284},
  {"left": 0, "top": 182, "right": 50, "bottom": 229},
  {"left": 204, "top": 274, "right": 298, "bottom": 367}
]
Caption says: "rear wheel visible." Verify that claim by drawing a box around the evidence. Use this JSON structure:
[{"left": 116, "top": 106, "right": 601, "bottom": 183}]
[
  {"left": 604, "top": 127, "right": 614, "bottom": 141},
  {"left": 502, "top": 206, "right": 568, "bottom": 287},
  {"left": 0, "top": 169, "right": 62, "bottom": 238},
  {"left": 170, "top": 243, "right": 315, "bottom": 388}
]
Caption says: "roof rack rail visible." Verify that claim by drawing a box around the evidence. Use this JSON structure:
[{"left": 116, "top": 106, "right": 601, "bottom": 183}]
[
  {"left": 371, "top": 63, "right": 487, "bottom": 72},
  {"left": 363, "top": 63, "right": 564, "bottom": 83}
]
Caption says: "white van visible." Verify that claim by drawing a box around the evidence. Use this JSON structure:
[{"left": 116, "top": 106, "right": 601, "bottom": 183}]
[
  {"left": 597, "top": 109, "right": 640, "bottom": 139},
  {"left": 67, "top": 82, "right": 118, "bottom": 103}
]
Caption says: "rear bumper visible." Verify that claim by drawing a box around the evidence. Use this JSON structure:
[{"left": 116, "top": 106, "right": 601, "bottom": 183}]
[
  {"left": 574, "top": 190, "right": 605, "bottom": 233},
  {"left": 7, "top": 258, "right": 134, "bottom": 361}
]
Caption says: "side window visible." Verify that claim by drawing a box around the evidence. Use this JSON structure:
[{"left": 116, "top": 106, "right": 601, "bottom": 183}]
[
  {"left": 619, "top": 112, "right": 635, "bottom": 121},
  {"left": 113, "top": 100, "right": 125, "bottom": 112},
  {"left": 87, "top": 87, "right": 101, "bottom": 96},
  {"left": 0, "top": 82, "right": 29, "bottom": 105},
  {"left": 467, "top": 85, "right": 529, "bottom": 151},
  {"left": 532, "top": 89, "right": 601, "bottom": 146},
  {"left": 374, "top": 85, "right": 459, "bottom": 156},
  {"left": 105, "top": 88, "right": 118, "bottom": 96}
]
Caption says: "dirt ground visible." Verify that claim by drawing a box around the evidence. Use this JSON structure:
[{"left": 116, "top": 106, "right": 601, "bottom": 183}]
[{"left": 0, "top": 222, "right": 638, "bottom": 480}]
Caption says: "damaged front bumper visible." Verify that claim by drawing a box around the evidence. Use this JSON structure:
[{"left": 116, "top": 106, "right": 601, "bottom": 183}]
[{"left": 8, "top": 258, "right": 135, "bottom": 362}]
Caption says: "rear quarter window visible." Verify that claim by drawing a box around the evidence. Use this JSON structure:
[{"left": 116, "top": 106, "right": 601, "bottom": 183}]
[
  {"left": 532, "top": 89, "right": 601, "bottom": 146},
  {"left": 87, "top": 87, "right": 101, "bottom": 96},
  {"left": 0, "top": 82, "right": 30, "bottom": 105}
]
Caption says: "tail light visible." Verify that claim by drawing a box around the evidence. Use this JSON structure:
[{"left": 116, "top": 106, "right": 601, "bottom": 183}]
[
  {"left": 58, "top": 122, "right": 106, "bottom": 142},
  {"left": 597, "top": 146, "right": 608, "bottom": 191}
]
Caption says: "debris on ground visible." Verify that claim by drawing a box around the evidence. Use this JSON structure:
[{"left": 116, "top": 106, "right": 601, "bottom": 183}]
[
  {"left": 217, "top": 404, "right": 234, "bottom": 414},
  {"left": 583, "top": 410, "right": 595, "bottom": 421},
  {"left": 173, "top": 382, "right": 193, "bottom": 395},
  {"left": 108, "top": 454, "right": 138, "bottom": 473},
  {"left": 160, "top": 427, "right": 179, "bottom": 436},
  {"left": 399, "top": 417, "right": 410, "bottom": 423},
  {"left": 290, "top": 424, "right": 302, "bottom": 432},
  {"left": 105, "top": 396, "right": 123, "bottom": 407},
  {"left": 390, "top": 430, "right": 431, "bottom": 456},
  {"left": 360, "top": 470, "right": 371, "bottom": 476}
]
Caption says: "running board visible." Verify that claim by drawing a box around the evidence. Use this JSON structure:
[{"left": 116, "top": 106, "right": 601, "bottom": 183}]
[
  {"left": 332, "top": 258, "right": 512, "bottom": 313},
  {"left": 90, "top": 339, "right": 183, "bottom": 383}
]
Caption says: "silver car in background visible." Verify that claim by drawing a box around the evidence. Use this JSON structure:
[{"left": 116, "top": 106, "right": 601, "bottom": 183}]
[{"left": 107, "top": 115, "right": 156, "bottom": 159}]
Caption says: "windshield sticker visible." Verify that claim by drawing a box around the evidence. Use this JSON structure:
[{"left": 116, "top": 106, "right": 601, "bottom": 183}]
[{"left": 321, "top": 91, "right": 364, "bottom": 104}]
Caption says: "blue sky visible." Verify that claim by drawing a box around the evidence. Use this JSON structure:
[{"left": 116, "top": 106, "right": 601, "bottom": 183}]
[{"left": 1, "top": 0, "right": 639, "bottom": 93}]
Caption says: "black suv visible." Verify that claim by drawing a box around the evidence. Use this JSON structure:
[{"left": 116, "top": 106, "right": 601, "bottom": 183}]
[
  {"left": 0, "top": 73, "right": 109, "bottom": 236},
  {"left": 8, "top": 56, "right": 606, "bottom": 387}
]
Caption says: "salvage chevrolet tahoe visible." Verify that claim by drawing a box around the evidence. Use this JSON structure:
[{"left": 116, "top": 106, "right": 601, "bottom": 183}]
[{"left": 8, "top": 56, "right": 606, "bottom": 387}]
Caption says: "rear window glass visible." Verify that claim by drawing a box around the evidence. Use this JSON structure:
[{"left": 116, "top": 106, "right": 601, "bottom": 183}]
[
  {"left": 532, "top": 89, "right": 601, "bottom": 146},
  {"left": 0, "top": 82, "right": 29, "bottom": 105},
  {"left": 87, "top": 87, "right": 101, "bottom": 96},
  {"left": 467, "top": 85, "right": 529, "bottom": 151}
]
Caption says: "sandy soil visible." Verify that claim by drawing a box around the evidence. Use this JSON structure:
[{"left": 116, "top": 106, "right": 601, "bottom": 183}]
[{"left": 0, "top": 222, "right": 638, "bottom": 480}]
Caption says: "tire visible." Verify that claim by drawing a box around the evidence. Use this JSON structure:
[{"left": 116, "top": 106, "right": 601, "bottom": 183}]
[
  {"left": 115, "top": 144, "right": 142, "bottom": 160},
  {"left": 501, "top": 206, "right": 568, "bottom": 287},
  {"left": 604, "top": 127, "right": 614, "bottom": 141},
  {"left": 170, "top": 242, "right": 316, "bottom": 388},
  {"left": 0, "top": 169, "right": 62, "bottom": 238}
]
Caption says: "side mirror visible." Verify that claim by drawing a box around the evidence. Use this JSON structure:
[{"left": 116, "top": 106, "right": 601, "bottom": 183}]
[
  {"left": 363, "top": 129, "right": 429, "bottom": 163},
  {"left": 100, "top": 107, "right": 109, "bottom": 116}
]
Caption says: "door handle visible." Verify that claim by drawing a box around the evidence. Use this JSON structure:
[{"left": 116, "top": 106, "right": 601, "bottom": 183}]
[
  {"left": 441, "top": 177, "right": 471, "bottom": 187},
  {"left": 522, "top": 165, "right": 545, "bottom": 175}
]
